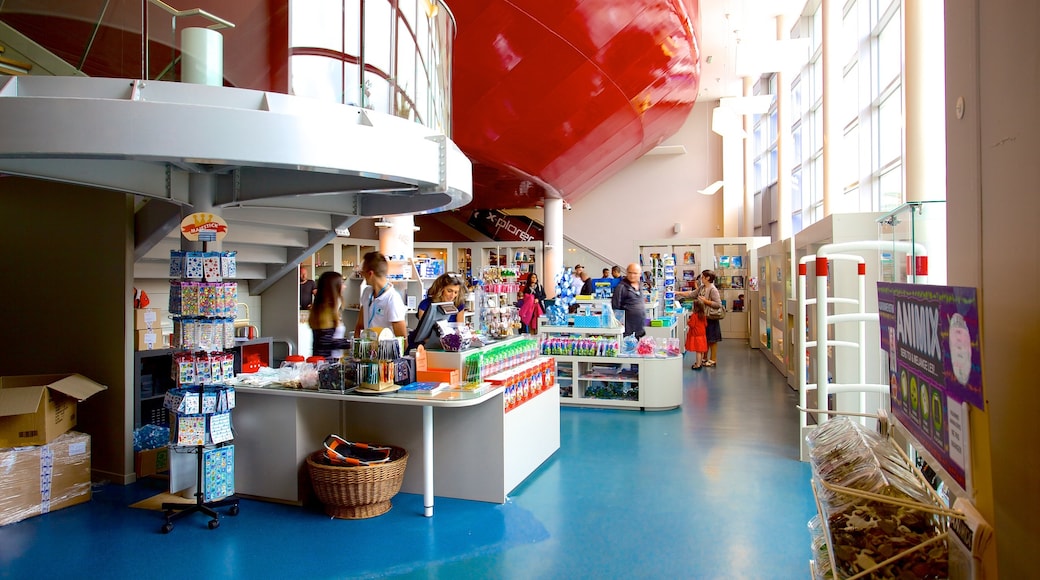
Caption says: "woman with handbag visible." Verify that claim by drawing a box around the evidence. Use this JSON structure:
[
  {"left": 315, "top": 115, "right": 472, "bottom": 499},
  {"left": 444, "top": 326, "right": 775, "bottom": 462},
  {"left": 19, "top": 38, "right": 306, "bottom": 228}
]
[{"left": 698, "top": 270, "right": 723, "bottom": 366}]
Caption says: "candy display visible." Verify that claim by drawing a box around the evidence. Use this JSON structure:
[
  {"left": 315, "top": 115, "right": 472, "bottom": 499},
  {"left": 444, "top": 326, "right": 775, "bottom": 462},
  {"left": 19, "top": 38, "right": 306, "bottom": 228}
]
[
  {"left": 539, "top": 335, "right": 619, "bottom": 357},
  {"left": 461, "top": 338, "right": 539, "bottom": 383},
  {"left": 807, "top": 417, "right": 949, "bottom": 579}
]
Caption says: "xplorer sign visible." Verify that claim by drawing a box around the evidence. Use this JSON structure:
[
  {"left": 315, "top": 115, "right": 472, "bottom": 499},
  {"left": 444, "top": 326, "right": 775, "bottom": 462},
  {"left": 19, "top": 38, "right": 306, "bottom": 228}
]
[{"left": 468, "top": 209, "right": 543, "bottom": 242}]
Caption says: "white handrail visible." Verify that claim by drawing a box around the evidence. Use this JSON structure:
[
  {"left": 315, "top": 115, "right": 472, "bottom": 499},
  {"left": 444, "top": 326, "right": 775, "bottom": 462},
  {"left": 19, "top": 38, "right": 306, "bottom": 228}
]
[{"left": 148, "top": 0, "right": 235, "bottom": 30}]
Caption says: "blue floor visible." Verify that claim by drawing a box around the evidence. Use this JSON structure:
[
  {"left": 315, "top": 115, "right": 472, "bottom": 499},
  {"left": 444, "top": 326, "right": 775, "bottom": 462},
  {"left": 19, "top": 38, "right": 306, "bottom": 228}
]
[{"left": 0, "top": 342, "right": 816, "bottom": 579}]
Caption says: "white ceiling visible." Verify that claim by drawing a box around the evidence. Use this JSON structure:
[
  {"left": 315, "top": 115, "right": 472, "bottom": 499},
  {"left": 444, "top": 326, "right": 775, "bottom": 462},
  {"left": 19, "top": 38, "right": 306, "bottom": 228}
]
[{"left": 696, "top": 0, "right": 808, "bottom": 101}]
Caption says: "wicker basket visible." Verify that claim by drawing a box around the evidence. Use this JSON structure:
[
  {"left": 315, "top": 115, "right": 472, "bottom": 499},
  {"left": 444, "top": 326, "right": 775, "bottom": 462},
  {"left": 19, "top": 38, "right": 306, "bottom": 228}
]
[{"left": 306, "top": 445, "right": 408, "bottom": 519}]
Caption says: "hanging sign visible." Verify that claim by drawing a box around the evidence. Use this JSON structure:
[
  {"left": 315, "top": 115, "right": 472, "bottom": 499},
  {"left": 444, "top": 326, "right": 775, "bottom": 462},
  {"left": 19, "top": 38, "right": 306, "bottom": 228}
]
[
  {"left": 877, "top": 282, "right": 984, "bottom": 489},
  {"left": 468, "top": 209, "right": 543, "bottom": 242},
  {"left": 180, "top": 212, "right": 228, "bottom": 242}
]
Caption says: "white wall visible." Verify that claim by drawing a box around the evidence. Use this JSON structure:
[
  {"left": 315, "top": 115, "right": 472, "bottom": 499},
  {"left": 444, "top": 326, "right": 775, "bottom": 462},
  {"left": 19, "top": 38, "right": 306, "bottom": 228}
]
[
  {"left": 946, "top": 0, "right": 1040, "bottom": 575},
  {"left": 561, "top": 102, "right": 724, "bottom": 267}
]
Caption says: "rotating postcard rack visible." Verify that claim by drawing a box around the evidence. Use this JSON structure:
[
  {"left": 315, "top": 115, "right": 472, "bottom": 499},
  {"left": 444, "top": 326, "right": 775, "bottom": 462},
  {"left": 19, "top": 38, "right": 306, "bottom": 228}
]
[{"left": 161, "top": 237, "right": 240, "bottom": 533}]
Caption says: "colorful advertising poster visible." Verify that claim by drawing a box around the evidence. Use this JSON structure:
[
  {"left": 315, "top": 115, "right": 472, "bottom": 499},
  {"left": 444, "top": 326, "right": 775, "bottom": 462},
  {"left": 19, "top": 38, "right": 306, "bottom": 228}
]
[{"left": 877, "top": 283, "right": 983, "bottom": 489}]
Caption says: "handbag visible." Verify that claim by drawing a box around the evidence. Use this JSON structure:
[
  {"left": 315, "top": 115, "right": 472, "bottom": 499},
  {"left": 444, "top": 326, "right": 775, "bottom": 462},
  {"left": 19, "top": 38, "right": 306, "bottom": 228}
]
[{"left": 706, "top": 304, "right": 727, "bottom": 320}]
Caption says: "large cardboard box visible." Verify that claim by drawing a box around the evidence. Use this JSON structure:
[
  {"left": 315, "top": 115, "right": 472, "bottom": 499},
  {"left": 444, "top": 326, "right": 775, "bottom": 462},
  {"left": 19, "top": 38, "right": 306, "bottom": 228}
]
[
  {"left": 0, "top": 431, "right": 92, "bottom": 526},
  {"left": 0, "top": 374, "right": 107, "bottom": 447}
]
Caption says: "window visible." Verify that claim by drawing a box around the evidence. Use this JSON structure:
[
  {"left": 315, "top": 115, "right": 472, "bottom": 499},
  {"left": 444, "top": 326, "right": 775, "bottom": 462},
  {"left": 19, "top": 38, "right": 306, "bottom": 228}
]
[{"left": 751, "top": 0, "right": 915, "bottom": 234}]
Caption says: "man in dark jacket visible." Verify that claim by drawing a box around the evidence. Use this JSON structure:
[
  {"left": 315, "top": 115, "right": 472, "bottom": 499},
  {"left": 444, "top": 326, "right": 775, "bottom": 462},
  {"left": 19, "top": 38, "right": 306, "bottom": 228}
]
[{"left": 611, "top": 263, "right": 646, "bottom": 337}]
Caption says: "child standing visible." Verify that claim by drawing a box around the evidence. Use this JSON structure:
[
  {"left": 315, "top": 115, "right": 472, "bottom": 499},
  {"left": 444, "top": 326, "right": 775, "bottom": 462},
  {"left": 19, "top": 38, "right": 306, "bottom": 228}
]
[{"left": 685, "top": 299, "right": 708, "bottom": 370}]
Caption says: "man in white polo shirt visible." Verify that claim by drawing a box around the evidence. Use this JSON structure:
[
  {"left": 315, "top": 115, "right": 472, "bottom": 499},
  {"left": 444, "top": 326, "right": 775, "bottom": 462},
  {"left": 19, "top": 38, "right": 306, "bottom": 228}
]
[{"left": 354, "top": 251, "right": 408, "bottom": 338}]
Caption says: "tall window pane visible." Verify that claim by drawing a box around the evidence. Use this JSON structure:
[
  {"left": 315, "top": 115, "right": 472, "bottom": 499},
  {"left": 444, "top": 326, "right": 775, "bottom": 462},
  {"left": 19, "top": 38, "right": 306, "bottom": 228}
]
[
  {"left": 877, "top": 92, "right": 902, "bottom": 165},
  {"left": 291, "top": 55, "right": 344, "bottom": 103},
  {"left": 878, "top": 164, "right": 903, "bottom": 211},
  {"left": 841, "top": 2, "right": 859, "bottom": 63},
  {"left": 292, "top": 0, "right": 342, "bottom": 50},
  {"left": 877, "top": 11, "right": 901, "bottom": 88}
]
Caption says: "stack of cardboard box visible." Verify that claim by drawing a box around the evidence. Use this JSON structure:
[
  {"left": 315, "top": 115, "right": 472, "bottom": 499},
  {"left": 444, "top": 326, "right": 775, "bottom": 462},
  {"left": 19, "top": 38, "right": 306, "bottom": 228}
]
[
  {"left": 0, "top": 374, "right": 106, "bottom": 526},
  {"left": 135, "top": 307, "right": 163, "bottom": 350}
]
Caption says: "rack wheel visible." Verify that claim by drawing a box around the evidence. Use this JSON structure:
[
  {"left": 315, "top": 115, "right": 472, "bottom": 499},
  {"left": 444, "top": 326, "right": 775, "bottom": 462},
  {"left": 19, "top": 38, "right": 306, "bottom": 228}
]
[
  {"left": 161, "top": 523, "right": 173, "bottom": 534},
  {"left": 208, "top": 518, "right": 220, "bottom": 529},
  {"left": 228, "top": 505, "right": 240, "bottom": 516}
]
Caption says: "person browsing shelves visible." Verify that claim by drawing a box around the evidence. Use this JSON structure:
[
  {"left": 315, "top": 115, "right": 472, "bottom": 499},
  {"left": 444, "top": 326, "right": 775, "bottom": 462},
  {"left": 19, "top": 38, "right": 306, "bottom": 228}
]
[
  {"left": 354, "top": 251, "right": 408, "bottom": 338},
  {"left": 611, "top": 263, "right": 646, "bottom": 338}
]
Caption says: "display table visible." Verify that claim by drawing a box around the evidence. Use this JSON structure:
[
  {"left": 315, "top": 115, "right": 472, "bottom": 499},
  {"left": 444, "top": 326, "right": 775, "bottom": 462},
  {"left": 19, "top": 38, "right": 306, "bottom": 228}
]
[
  {"left": 537, "top": 325, "right": 683, "bottom": 410},
  {"left": 233, "top": 339, "right": 560, "bottom": 517}
]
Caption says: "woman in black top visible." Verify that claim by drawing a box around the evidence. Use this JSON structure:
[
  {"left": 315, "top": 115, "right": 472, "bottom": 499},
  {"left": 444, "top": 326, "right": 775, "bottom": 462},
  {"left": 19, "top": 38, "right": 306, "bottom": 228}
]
[{"left": 308, "top": 271, "right": 353, "bottom": 358}]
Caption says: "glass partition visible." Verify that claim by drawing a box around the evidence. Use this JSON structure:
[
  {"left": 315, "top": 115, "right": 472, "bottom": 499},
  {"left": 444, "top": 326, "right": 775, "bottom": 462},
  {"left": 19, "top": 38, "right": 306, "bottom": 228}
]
[
  {"left": 0, "top": 0, "right": 455, "bottom": 133},
  {"left": 877, "top": 200, "right": 947, "bottom": 284},
  {"left": 291, "top": 0, "right": 456, "bottom": 134}
]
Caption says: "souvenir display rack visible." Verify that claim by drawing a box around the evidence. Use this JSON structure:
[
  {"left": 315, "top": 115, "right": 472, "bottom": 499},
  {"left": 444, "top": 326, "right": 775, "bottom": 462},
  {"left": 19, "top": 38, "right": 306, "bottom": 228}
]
[{"left": 162, "top": 246, "right": 240, "bottom": 532}]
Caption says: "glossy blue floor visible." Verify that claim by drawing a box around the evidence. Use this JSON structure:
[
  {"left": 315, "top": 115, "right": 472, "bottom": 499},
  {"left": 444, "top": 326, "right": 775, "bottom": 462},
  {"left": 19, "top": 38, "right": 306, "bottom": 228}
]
[{"left": 0, "top": 341, "right": 816, "bottom": 579}]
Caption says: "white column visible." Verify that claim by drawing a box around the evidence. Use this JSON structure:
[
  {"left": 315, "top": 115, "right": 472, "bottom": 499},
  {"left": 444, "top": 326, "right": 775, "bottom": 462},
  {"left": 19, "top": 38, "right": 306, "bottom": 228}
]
[
  {"left": 722, "top": 129, "right": 745, "bottom": 237},
  {"left": 904, "top": 0, "right": 948, "bottom": 284},
  {"left": 181, "top": 28, "right": 223, "bottom": 86},
  {"left": 542, "top": 198, "right": 564, "bottom": 299},
  {"left": 821, "top": 0, "right": 840, "bottom": 217},
  {"left": 775, "top": 15, "right": 792, "bottom": 241},
  {"left": 743, "top": 77, "right": 755, "bottom": 237},
  {"left": 378, "top": 215, "right": 415, "bottom": 260}
]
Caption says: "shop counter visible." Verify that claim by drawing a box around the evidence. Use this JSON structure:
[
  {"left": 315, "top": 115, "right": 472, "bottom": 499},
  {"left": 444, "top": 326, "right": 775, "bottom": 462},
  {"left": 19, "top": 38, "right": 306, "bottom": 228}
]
[{"left": 233, "top": 340, "right": 560, "bottom": 517}]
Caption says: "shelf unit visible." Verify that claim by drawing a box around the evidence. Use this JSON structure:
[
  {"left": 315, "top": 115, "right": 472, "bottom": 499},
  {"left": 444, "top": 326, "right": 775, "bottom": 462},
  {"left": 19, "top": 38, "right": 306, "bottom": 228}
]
[
  {"left": 538, "top": 324, "right": 681, "bottom": 410},
  {"left": 637, "top": 237, "right": 769, "bottom": 340},
  {"left": 756, "top": 237, "right": 793, "bottom": 377},
  {"left": 135, "top": 339, "right": 272, "bottom": 429},
  {"left": 414, "top": 243, "right": 454, "bottom": 282},
  {"left": 454, "top": 242, "right": 543, "bottom": 285},
  {"left": 135, "top": 348, "right": 177, "bottom": 428}
]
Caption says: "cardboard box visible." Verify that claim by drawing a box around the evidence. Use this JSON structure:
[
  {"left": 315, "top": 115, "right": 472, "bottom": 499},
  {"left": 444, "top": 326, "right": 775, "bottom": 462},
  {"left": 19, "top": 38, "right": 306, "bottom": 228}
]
[
  {"left": 134, "top": 308, "right": 162, "bottom": 329},
  {"left": 0, "top": 431, "right": 92, "bottom": 526},
  {"left": 0, "top": 374, "right": 107, "bottom": 447},
  {"left": 416, "top": 368, "right": 459, "bottom": 386},
  {"left": 135, "top": 446, "right": 170, "bottom": 478},
  {"left": 135, "top": 328, "right": 161, "bottom": 350}
]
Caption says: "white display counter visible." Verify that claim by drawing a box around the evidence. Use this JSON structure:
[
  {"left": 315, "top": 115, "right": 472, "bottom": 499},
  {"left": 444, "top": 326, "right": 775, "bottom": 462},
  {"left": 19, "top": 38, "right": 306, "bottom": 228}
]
[
  {"left": 537, "top": 325, "right": 684, "bottom": 410},
  {"left": 232, "top": 338, "right": 560, "bottom": 517}
]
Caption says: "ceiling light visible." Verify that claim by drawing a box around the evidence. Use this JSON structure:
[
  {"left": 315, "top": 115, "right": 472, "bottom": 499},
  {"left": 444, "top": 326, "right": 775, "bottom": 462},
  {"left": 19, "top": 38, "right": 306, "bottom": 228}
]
[
  {"left": 698, "top": 181, "right": 724, "bottom": 196},
  {"left": 643, "top": 145, "right": 688, "bottom": 156},
  {"left": 374, "top": 220, "right": 393, "bottom": 228},
  {"left": 334, "top": 227, "right": 351, "bottom": 237}
]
